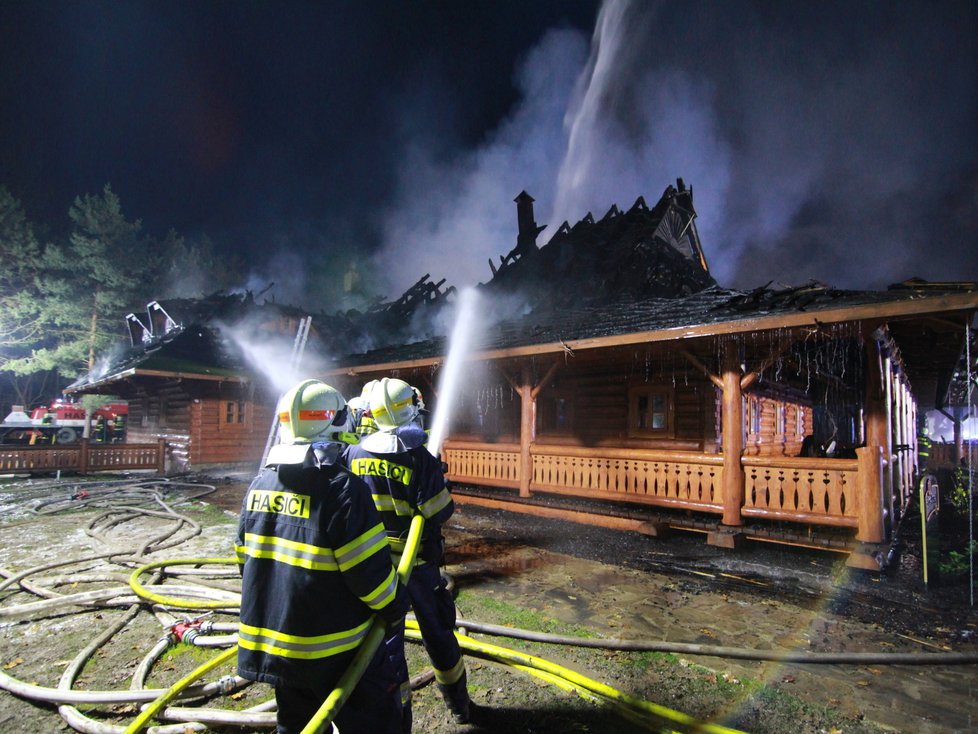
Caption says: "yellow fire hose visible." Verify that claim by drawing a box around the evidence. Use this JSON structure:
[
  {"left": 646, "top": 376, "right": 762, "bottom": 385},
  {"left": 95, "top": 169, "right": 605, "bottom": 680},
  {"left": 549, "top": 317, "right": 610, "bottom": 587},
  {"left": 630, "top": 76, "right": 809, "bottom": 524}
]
[
  {"left": 123, "top": 645, "right": 238, "bottom": 733},
  {"left": 403, "top": 620, "right": 745, "bottom": 734},
  {"left": 299, "top": 513, "right": 425, "bottom": 734},
  {"left": 129, "top": 557, "right": 241, "bottom": 609},
  {"left": 122, "top": 517, "right": 743, "bottom": 734},
  {"left": 122, "top": 515, "right": 425, "bottom": 734}
]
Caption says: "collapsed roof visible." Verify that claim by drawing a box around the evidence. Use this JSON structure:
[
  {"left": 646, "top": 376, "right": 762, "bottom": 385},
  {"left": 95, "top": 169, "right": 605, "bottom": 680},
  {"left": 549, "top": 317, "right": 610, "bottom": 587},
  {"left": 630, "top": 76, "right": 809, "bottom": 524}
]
[{"left": 68, "top": 180, "right": 978, "bottom": 411}]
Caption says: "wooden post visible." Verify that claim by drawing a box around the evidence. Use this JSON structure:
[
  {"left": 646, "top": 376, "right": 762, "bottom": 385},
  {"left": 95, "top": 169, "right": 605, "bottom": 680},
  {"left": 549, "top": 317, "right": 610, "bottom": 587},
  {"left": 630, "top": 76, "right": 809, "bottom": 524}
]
[
  {"left": 79, "top": 439, "right": 90, "bottom": 475},
  {"left": 860, "top": 340, "right": 887, "bottom": 543},
  {"left": 157, "top": 438, "right": 167, "bottom": 475},
  {"left": 853, "top": 445, "right": 885, "bottom": 546},
  {"left": 953, "top": 411, "right": 963, "bottom": 466},
  {"left": 518, "top": 363, "right": 534, "bottom": 498},
  {"left": 892, "top": 373, "right": 904, "bottom": 519},
  {"left": 720, "top": 343, "right": 744, "bottom": 527}
]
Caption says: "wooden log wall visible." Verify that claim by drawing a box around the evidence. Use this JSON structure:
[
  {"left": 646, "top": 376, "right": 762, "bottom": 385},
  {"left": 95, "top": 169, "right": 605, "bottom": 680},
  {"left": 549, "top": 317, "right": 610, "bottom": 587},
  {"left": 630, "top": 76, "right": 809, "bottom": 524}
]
[
  {"left": 189, "top": 391, "right": 275, "bottom": 467},
  {"left": 124, "top": 381, "right": 194, "bottom": 472},
  {"left": 121, "top": 380, "right": 274, "bottom": 470},
  {"left": 531, "top": 362, "right": 708, "bottom": 451},
  {"left": 743, "top": 395, "right": 812, "bottom": 457}
]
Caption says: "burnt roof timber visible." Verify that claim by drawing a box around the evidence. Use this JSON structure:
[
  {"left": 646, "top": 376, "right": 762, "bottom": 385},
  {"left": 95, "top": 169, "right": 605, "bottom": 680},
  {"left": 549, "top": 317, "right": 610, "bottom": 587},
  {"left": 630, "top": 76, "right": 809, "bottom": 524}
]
[
  {"left": 325, "top": 290, "right": 978, "bottom": 377},
  {"left": 67, "top": 367, "right": 250, "bottom": 394}
]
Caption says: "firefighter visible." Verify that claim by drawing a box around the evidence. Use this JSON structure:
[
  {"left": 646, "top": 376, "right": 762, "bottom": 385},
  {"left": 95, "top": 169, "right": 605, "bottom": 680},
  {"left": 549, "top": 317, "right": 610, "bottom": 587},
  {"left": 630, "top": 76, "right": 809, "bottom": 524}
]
[
  {"left": 351, "top": 380, "right": 380, "bottom": 439},
  {"left": 93, "top": 414, "right": 106, "bottom": 443},
  {"left": 343, "top": 378, "right": 471, "bottom": 725},
  {"left": 236, "top": 380, "right": 408, "bottom": 734},
  {"left": 111, "top": 412, "right": 126, "bottom": 443}
]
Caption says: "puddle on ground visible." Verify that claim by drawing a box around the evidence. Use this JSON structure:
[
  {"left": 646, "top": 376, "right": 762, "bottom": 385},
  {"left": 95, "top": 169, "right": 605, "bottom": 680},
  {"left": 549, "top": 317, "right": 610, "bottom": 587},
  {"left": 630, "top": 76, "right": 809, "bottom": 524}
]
[{"left": 445, "top": 511, "right": 978, "bottom": 734}]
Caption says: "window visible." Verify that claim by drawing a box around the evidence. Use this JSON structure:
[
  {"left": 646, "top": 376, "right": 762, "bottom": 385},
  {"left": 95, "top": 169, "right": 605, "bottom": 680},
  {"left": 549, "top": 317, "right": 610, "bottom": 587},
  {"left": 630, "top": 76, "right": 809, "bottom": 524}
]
[
  {"left": 628, "top": 386, "right": 673, "bottom": 437},
  {"left": 748, "top": 397, "right": 762, "bottom": 435},
  {"left": 538, "top": 396, "right": 573, "bottom": 434},
  {"left": 796, "top": 406, "right": 806, "bottom": 436},
  {"left": 224, "top": 400, "right": 246, "bottom": 425},
  {"left": 775, "top": 403, "right": 786, "bottom": 436}
]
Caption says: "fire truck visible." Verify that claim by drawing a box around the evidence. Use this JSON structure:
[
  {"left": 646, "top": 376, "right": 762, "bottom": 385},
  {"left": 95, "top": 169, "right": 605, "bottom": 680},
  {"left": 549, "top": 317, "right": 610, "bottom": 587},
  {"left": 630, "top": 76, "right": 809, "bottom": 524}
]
[{"left": 0, "top": 399, "right": 128, "bottom": 445}]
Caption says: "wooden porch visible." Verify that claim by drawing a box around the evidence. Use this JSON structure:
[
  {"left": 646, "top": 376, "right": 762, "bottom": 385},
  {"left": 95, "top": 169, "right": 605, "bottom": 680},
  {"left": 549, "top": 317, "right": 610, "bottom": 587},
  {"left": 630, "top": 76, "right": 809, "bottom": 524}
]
[
  {"left": 0, "top": 440, "right": 166, "bottom": 475},
  {"left": 443, "top": 440, "right": 893, "bottom": 566}
]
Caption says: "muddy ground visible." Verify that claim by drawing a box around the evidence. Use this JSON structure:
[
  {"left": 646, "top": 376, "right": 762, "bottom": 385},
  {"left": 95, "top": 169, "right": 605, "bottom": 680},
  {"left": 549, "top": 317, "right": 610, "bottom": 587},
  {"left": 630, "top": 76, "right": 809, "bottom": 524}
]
[{"left": 1, "top": 472, "right": 976, "bottom": 733}]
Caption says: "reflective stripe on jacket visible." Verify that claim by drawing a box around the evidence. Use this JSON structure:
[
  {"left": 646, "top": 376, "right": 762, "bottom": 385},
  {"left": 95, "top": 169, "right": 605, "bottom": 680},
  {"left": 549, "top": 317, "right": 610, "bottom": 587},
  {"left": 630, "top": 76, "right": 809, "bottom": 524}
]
[{"left": 342, "top": 443, "right": 453, "bottom": 563}]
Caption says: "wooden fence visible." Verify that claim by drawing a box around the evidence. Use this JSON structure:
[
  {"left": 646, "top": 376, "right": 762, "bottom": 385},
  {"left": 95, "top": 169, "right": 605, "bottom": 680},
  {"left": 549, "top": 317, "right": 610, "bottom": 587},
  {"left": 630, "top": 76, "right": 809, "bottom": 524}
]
[
  {"left": 0, "top": 440, "right": 166, "bottom": 475},
  {"left": 443, "top": 440, "right": 862, "bottom": 529}
]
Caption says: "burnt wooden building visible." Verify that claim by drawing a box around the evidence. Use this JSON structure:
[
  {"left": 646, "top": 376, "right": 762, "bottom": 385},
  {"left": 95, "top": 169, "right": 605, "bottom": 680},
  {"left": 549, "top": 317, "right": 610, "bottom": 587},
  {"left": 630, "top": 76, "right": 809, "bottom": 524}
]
[
  {"left": 66, "top": 293, "right": 305, "bottom": 472},
  {"left": 71, "top": 181, "right": 977, "bottom": 566},
  {"left": 323, "top": 182, "right": 978, "bottom": 568}
]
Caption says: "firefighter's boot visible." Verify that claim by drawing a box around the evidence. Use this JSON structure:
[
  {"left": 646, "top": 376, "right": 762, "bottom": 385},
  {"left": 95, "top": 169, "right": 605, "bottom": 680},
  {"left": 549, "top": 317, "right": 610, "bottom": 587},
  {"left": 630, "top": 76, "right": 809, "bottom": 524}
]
[{"left": 436, "top": 670, "right": 470, "bottom": 724}]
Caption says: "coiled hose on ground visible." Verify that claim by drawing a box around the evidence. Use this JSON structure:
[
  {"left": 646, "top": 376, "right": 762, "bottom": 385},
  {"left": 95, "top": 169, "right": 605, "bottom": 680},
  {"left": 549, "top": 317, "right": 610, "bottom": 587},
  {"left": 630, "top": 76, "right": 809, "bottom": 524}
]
[{"left": 1, "top": 476, "right": 976, "bottom": 734}]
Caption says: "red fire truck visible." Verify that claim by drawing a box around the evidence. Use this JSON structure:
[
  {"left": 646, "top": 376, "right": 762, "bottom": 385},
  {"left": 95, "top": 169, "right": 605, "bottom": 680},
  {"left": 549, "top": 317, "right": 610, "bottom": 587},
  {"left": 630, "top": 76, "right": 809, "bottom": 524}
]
[{"left": 0, "top": 399, "right": 128, "bottom": 445}]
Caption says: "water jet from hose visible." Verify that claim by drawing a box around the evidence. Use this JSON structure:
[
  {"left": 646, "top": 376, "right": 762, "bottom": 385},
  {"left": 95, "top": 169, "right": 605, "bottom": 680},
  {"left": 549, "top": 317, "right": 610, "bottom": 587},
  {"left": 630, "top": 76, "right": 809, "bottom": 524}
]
[{"left": 427, "top": 288, "right": 481, "bottom": 457}]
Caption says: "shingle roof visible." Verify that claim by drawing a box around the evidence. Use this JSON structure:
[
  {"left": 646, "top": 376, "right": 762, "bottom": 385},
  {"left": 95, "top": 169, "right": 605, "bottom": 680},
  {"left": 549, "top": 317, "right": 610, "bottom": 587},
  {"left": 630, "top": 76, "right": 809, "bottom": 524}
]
[{"left": 329, "top": 282, "right": 978, "bottom": 371}]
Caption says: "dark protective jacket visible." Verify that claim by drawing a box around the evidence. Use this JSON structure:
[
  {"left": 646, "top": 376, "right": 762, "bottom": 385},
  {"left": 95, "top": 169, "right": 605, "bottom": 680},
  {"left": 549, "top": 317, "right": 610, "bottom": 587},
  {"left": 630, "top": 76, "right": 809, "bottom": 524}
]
[
  {"left": 236, "top": 449, "right": 407, "bottom": 689},
  {"left": 342, "top": 441, "right": 454, "bottom": 564}
]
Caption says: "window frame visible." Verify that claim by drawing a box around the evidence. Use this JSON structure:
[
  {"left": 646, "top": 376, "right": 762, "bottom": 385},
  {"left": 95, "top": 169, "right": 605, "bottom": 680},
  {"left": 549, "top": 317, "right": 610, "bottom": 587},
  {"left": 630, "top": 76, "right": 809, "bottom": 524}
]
[
  {"left": 537, "top": 394, "right": 574, "bottom": 436},
  {"left": 223, "top": 399, "right": 247, "bottom": 426},
  {"left": 627, "top": 385, "right": 674, "bottom": 438}
]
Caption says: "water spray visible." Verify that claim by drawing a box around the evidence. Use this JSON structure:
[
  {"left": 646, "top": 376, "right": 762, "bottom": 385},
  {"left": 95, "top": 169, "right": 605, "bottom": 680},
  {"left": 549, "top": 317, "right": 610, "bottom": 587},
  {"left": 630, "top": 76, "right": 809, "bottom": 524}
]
[{"left": 427, "top": 288, "right": 481, "bottom": 456}]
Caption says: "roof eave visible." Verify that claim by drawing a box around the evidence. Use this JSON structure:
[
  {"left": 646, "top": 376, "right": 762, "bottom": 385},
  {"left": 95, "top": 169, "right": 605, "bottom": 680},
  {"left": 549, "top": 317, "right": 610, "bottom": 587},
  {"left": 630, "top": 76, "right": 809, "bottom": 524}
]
[
  {"left": 66, "top": 367, "right": 251, "bottom": 393},
  {"left": 324, "top": 290, "right": 978, "bottom": 376}
]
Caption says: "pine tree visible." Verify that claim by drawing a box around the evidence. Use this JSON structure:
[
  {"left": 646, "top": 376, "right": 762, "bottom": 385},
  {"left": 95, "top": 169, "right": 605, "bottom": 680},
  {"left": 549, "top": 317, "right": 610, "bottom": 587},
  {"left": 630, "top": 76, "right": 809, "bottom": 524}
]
[
  {"left": 0, "top": 187, "right": 45, "bottom": 371},
  {"left": 30, "top": 184, "right": 157, "bottom": 376}
]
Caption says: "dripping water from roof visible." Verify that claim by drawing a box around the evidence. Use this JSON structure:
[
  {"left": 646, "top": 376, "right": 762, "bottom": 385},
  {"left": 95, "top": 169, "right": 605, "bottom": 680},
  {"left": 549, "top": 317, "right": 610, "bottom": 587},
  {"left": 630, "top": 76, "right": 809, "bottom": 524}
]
[{"left": 428, "top": 288, "right": 481, "bottom": 457}]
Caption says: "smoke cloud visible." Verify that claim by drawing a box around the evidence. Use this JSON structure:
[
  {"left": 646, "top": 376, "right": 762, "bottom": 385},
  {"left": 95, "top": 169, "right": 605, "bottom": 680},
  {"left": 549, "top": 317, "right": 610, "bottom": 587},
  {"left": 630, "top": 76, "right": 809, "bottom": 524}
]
[
  {"left": 376, "top": 0, "right": 977, "bottom": 294},
  {"left": 375, "top": 28, "right": 589, "bottom": 293}
]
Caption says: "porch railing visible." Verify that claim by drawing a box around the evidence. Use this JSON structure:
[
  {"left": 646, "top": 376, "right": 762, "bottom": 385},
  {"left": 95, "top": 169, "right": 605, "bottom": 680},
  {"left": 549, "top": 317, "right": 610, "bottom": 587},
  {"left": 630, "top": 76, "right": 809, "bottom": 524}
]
[
  {"left": 0, "top": 440, "right": 166, "bottom": 475},
  {"left": 530, "top": 445, "right": 724, "bottom": 513},
  {"left": 443, "top": 440, "right": 866, "bottom": 530},
  {"left": 741, "top": 455, "right": 859, "bottom": 527}
]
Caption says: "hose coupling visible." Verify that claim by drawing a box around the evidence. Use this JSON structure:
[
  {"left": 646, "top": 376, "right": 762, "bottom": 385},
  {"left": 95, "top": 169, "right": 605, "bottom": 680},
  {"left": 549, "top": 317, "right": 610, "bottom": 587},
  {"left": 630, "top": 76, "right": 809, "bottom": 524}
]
[{"left": 167, "top": 613, "right": 212, "bottom": 644}]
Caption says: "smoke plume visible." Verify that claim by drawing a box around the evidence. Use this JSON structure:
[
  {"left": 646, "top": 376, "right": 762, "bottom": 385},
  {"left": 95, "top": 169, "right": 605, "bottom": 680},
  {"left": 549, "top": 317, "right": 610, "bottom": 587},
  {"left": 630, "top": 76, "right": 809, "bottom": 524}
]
[{"left": 377, "top": 0, "right": 977, "bottom": 294}]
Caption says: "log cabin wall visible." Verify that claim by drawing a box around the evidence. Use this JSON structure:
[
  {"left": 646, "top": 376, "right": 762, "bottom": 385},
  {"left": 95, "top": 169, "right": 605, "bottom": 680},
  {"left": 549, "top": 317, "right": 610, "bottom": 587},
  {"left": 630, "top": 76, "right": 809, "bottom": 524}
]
[
  {"left": 743, "top": 394, "right": 812, "bottom": 457},
  {"left": 121, "top": 381, "right": 194, "bottom": 472},
  {"left": 533, "top": 361, "right": 708, "bottom": 451},
  {"left": 434, "top": 357, "right": 711, "bottom": 451},
  {"left": 189, "top": 385, "right": 275, "bottom": 468}
]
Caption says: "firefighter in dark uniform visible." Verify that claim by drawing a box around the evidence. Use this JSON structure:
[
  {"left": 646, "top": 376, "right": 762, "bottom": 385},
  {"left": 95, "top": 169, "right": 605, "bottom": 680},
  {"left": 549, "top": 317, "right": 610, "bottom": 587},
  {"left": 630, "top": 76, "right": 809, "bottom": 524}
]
[
  {"left": 236, "top": 380, "right": 408, "bottom": 734},
  {"left": 350, "top": 380, "right": 380, "bottom": 439},
  {"left": 343, "top": 377, "right": 471, "bottom": 726}
]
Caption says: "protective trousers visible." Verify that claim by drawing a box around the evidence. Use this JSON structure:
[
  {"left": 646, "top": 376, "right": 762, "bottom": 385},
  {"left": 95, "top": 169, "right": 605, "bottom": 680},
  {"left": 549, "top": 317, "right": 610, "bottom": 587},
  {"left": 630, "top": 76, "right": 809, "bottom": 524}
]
[
  {"left": 273, "top": 642, "right": 402, "bottom": 734},
  {"left": 409, "top": 562, "right": 469, "bottom": 721}
]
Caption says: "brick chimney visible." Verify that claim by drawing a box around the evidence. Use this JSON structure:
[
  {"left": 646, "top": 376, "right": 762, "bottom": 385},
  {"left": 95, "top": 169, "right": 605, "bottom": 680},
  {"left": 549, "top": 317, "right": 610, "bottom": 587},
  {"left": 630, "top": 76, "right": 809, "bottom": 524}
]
[{"left": 514, "top": 190, "right": 546, "bottom": 255}]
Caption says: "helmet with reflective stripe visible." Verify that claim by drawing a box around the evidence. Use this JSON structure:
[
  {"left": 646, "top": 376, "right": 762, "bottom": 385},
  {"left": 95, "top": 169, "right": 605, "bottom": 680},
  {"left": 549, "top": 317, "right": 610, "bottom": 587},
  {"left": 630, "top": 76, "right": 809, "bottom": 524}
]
[
  {"left": 369, "top": 377, "right": 419, "bottom": 431},
  {"left": 360, "top": 380, "right": 379, "bottom": 402},
  {"left": 277, "top": 379, "right": 350, "bottom": 444}
]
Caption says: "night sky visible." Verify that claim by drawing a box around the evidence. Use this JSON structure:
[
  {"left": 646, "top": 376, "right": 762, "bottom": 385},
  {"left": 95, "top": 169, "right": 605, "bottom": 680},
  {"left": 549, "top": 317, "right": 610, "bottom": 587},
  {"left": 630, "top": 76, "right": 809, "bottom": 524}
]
[{"left": 2, "top": 0, "right": 976, "bottom": 307}]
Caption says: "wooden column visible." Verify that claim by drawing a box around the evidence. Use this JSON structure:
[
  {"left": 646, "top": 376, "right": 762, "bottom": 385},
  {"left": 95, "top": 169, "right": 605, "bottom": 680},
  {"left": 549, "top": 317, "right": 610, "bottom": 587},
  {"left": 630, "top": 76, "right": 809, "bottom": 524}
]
[
  {"left": 859, "top": 340, "right": 887, "bottom": 543},
  {"left": 892, "top": 373, "right": 904, "bottom": 518},
  {"left": 518, "top": 363, "right": 534, "bottom": 498},
  {"left": 953, "top": 411, "right": 963, "bottom": 466},
  {"left": 720, "top": 344, "right": 744, "bottom": 527},
  {"left": 157, "top": 438, "right": 167, "bottom": 475}
]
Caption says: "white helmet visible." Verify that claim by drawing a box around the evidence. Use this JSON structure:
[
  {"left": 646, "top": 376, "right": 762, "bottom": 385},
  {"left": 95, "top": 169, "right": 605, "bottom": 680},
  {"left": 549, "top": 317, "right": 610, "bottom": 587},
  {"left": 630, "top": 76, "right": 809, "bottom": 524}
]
[
  {"left": 267, "top": 380, "right": 351, "bottom": 465},
  {"left": 369, "top": 378, "right": 419, "bottom": 431}
]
